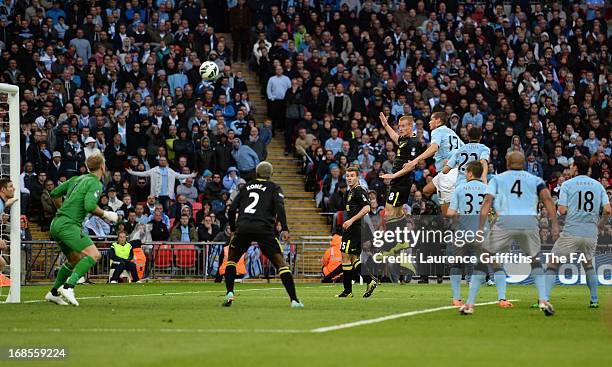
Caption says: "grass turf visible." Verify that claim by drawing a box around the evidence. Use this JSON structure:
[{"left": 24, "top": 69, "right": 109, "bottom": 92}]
[{"left": 1, "top": 282, "right": 610, "bottom": 367}]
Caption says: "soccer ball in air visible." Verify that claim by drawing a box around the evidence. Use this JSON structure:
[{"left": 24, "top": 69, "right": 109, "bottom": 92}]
[{"left": 199, "top": 61, "right": 220, "bottom": 81}]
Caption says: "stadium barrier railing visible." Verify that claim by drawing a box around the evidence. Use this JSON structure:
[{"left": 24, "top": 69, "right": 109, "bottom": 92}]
[
  {"left": 21, "top": 238, "right": 334, "bottom": 283},
  {"left": 21, "top": 240, "right": 612, "bottom": 284}
]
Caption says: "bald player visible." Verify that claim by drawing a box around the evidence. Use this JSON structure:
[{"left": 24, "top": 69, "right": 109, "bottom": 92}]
[{"left": 459, "top": 152, "right": 559, "bottom": 315}]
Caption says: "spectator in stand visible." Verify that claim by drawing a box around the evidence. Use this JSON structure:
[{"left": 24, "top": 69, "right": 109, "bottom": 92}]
[
  {"left": 148, "top": 203, "right": 170, "bottom": 229},
  {"left": 324, "top": 128, "right": 343, "bottom": 156},
  {"left": 3, "top": 0, "right": 611, "bottom": 283},
  {"left": 284, "top": 78, "right": 305, "bottom": 155},
  {"left": 169, "top": 194, "right": 193, "bottom": 220},
  {"left": 229, "top": 0, "right": 251, "bottom": 63},
  {"left": 222, "top": 167, "right": 241, "bottom": 194},
  {"left": 525, "top": 152, "right": 544, "bottom": 178},
  {"left": 177, "top": 177, "right": 199, "bottom": 203},
  {"left": 246, "top": 126, "right": 267, "bottom": 161},
  {"left": 170, "top": 214, "right": 198, "bottom": 242},
  {"left": 203, "top": 173, "right": 223, "bottom": 202},
  {"left": 107, "top": 188, "right": 123, "bottom": 213},
  {"left": 197, "top": 214, "right": 219, "bottom": 242},
  {"left": 125, "top": 156, "right": 196, "bottom": 212},
  {"left": 320, "top": 164, "right": 346, "bottom": 210},
  {"left": 295, "top": 128, "right": 316, "bottom": 160},
  {"left": 266, "top": 66, "right": 291, "bottom": 132},
  {"left": 149, "top": 209, "right": 170, "bottom": 242},
  {"left": 327, "top": 84, "right": 352, "bottom": 127},
  {"left": 230, "top": 138, "right": 259, "bottom": 181},
  {"left": 462, "top": 103, "right": 483, "bottom": 128},
  {"left": 40, "top": 179, "right": 56, "bottom": 231}
]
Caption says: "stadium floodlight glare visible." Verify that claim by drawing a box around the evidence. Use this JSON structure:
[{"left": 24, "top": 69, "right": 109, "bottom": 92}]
[{"left": 0, "top": 83, "right": 21, "bottom": 303}]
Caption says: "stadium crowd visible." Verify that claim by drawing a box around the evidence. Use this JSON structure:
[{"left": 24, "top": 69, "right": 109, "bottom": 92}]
[
  {"left": 249, "top": 0, "right": 610, "bottom": 248},
  {"left": 1, "top": 0, "right": 611, "bottom": 263},
  {"left": 6, "top": 0, "right": 274, "bottom": 245}
]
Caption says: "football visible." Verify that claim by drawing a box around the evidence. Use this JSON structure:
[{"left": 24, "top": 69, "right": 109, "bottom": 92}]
[{"left": 199, "top": 61, "right": 219, "bottom": 81}]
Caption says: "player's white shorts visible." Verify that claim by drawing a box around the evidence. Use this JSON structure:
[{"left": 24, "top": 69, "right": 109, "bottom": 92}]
[
  {"left": 432, "top": 167, "right": 458, "bottom": 204},
  {"left": 484, "top": 225, "right": 541, "bottom": 257},
  {"left": 551, "top": 233, "right": 597, "bottom": 262}
]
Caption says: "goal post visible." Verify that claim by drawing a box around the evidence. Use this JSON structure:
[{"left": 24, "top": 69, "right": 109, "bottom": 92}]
[{"left": 0, "top": 83, "right": 21, "bottom": 303}]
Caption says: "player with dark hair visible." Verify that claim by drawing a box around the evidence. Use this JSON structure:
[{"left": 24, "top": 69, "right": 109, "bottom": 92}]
[
  {"left": 0, "top": 178, "right": 18, "bottom": 273},
  {"left": 337, "top": 166, "right": 378, "bottom": 298},
  {"left": 446, "top": 161, "right": 487, "bottom": 307},
  {"left": 223, "top": 161, "right": 303, "bottom": 308},
  {"left": 46, "top": 153, "right": 119, "bottom": 306},
  {"left": 544, "top": 156, "right": 611, "bottom": 314},
  {"left": 0, "top": 178, "right": 18, "bottom": 213},
  {"left": 403, "top": 111, "right": 464, "bottom": 215},
  {"left": 444, "top": 127, "right": 490, "bottom": 184}
]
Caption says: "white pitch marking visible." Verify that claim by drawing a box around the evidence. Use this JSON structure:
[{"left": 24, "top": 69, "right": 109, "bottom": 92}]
[
  {"left": 310, "top": 299, "right": 519, "bottom": 333},
  {"left": 6, "top": 299, "right": 517, "bottom": 335},
  {"left": 18, "top": 285, "right": 335, "bottom": 304},
  {"left": 8, "top": 327, "right": 305, "bottom": 334}
]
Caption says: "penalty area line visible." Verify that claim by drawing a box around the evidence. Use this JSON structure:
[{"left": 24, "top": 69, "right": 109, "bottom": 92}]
[{"left": 310, "top": 299, "right": 520, "bottom": 333}]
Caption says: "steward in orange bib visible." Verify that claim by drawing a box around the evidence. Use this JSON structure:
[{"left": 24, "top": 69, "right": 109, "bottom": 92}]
[{"left": 321, "top": 234, "right": 343, "bottom": 283}]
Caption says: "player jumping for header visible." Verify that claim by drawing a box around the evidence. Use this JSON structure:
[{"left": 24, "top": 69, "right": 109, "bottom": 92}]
[
  {"left": 402, "top": 111, "right": 464, "bottom": 215},
  {"left": 45, "top": 153, "right": 119, "bottom": 306},
  {"left": 443, "top": 127, "right": 490, "bottom": 185},
  {"left": 544, "top": 156, "right": 611, "bottom": 315},
  {"left": 379, "top": 113, "right": 424, "bottom": 276},
  {"left": 223, "top": 161, "right": 303, "bottom": 308}
]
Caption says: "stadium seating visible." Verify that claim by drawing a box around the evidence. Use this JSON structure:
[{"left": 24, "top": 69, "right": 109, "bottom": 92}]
[
  {"left": 174, "top": 245, "right": 197, "bottom": 269},
  {"left": 154, "top": 245, "right": 174, "bottom": 270}
]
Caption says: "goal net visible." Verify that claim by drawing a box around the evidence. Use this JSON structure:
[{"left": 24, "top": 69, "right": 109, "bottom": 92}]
[{"left": 0, "top": 83, "right": 21, "bottom": 303}]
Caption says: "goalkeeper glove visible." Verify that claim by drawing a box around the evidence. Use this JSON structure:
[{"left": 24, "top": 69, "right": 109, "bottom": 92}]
[{"left": 103, "top": 210, "right": 119, "bottom": 223}]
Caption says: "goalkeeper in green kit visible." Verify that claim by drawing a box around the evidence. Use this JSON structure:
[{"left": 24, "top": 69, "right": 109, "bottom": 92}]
[{"left": 45, "top": 153, "right": 119, "bottom": 306}]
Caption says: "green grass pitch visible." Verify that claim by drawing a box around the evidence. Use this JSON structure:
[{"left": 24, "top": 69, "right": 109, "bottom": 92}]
[{"left": 2, "top": 283, "right": 611, "bottom": 367}]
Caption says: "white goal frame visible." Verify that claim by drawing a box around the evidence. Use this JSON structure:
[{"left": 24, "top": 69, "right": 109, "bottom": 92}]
[{"left": 0, "top": 83, "right": 21, "bottom": 303}]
